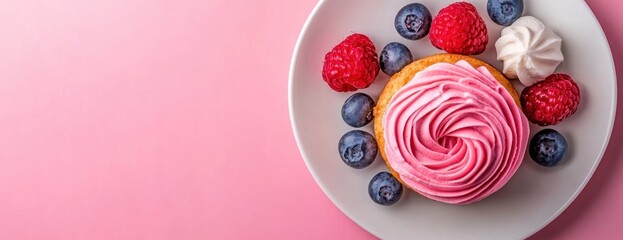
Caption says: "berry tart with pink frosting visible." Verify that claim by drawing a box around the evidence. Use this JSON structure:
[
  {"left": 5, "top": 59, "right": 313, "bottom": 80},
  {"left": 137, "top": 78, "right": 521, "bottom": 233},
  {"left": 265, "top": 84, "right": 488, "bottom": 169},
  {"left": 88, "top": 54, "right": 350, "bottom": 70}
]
[{"left": 373, "top": 53, "right": 530, "bottom": 205}]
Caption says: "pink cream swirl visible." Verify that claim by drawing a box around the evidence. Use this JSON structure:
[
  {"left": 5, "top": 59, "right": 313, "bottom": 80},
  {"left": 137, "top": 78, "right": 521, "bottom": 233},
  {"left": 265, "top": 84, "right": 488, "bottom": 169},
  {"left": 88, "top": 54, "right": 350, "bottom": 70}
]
[{"left": 382, "top": 60, "right": 529, "bottom": 204}]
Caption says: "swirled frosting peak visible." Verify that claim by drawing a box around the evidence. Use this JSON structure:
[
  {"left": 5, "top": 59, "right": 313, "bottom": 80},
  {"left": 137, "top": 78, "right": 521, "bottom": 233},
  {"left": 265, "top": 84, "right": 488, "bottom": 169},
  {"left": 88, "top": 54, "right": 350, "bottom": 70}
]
[
  {"left": 382, "top": 60, "right": 529, "bottom": 205},
  {"left": 495, "top": 16, "right": 564, "bottom": 86}
]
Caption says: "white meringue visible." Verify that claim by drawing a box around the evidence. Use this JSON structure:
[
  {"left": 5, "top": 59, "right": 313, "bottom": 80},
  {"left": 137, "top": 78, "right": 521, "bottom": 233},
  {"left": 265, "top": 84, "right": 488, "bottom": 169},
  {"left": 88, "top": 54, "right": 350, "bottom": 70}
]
[{"left": 495, "top": 16, "right": 564, "bottom": 86}]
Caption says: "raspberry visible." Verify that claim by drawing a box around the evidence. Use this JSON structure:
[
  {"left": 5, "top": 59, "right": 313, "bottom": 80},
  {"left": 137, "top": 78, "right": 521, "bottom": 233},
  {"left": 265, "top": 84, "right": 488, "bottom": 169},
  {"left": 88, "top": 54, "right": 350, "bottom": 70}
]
[
  {"left": 520, "top": 74, "right": 581, "bottom": 126},
  {"left": 322, "top": 33, "right": 380, "bottom": 92},
  {"left": 429, "top": 2, "right": 489, "bottom": 55}
]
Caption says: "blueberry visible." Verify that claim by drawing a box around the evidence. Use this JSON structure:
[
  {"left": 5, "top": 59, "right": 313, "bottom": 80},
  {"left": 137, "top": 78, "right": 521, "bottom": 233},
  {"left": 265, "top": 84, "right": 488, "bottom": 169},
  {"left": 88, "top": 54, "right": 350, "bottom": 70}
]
[
  {"left": 487, "top": 0, "right": 524, "bottom": 26},
  {"left": 341, "top": 93, "right": 375, "bottom": 128},
  {"left": 394, "top": 3, "right": 432, "bottom": 40},
  {"left": 338, "top": 130, "right": 377, "bottom": 169},
  {"left": 529, "top": 129, "right": 568, "bottom": 167},
  {"left": 368, "top": 172, "right": 403, "bottom": 206},
  {"left": 380, "top": 42, "right": 413, "bottom": 76}
]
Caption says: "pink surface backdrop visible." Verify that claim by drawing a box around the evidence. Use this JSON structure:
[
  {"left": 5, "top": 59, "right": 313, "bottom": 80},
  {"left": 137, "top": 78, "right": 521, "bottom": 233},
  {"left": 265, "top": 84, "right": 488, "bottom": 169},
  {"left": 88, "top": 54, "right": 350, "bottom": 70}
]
[{"left": 0, "top": 0, "right": 620, "bottom": 239}]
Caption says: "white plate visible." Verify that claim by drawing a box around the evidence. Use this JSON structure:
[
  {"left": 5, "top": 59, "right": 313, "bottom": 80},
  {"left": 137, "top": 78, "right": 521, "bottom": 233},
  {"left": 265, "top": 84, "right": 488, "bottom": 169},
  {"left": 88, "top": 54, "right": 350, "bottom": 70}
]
[{"left": 288, "top": 0, "right": 616, "bottom": 239}]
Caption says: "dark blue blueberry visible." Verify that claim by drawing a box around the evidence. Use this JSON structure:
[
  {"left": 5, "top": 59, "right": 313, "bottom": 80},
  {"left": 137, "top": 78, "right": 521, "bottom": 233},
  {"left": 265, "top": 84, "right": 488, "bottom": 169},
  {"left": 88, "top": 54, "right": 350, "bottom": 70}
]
[
  {"left": 394, "top": 3, "right": 432, "bottom": 40},
  {"left": 487, "top": 0, "right": 524, "bottom": 26},
  {"left": 529, "top": 129, "right": 568, "bottom": 167},
  {"left": 380, "top": 42, "right": 413, "bottom": 76},
  {"left": 341, "top": 93, "right": 375, "bottom": 128},
  {"left": 338, "top": 130, "right": 377, "bottom": 169},
  {"left": 368, "top": 172, "right": 403, "bottom": 206}
]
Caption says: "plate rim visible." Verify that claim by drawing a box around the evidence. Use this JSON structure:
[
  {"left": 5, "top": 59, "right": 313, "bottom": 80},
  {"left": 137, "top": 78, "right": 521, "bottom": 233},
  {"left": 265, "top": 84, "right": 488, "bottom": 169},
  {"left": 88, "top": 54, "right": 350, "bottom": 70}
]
[{"left": 288, "top": 0, "right": 618, "bottom": 238}]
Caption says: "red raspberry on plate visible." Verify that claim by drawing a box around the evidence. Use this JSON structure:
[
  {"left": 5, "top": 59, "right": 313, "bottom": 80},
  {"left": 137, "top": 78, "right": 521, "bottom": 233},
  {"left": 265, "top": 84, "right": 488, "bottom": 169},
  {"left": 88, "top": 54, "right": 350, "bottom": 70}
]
[
  {"left": 322, "top": 33, "right": 380, "bottom": 92},
  {"left": 429, "top": 2, "right": 489, "bottom": 55},
  {"left": 520, "top": 73, "right": 581, "bottom": 126}
]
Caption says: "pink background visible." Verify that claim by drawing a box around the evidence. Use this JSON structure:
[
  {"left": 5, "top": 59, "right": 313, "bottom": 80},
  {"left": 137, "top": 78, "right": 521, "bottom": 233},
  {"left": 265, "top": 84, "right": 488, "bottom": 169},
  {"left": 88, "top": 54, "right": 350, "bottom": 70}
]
[{"left": 0, "top": 0, "right": 620, "bottom": 239}]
